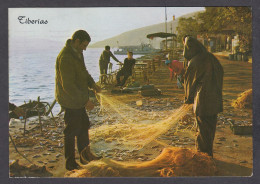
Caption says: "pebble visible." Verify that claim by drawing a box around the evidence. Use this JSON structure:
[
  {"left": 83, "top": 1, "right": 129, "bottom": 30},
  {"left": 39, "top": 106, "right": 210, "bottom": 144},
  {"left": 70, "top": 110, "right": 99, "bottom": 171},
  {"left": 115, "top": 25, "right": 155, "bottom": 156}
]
[
  {"left": 117, "top": 157, "right": 123, "bottom": 161},
  {"left": 57, "top": 143, "right": 64, "bottom": 148},
  {"left": 151, "top": 145, "right": 159, "bottom": 148},
  {"left": 56, "top": 153, "right": 62, "bottom": 158},
  {"left": 218, "top": 137, "right": 226, "bottom": 141},
  {"left": 48, "top": 160, "right": 57, "bottom": 163},
  {"left": 240, "top": 160, "right": 248, "bottom": 164},
  {"left": 32, "top": 155, "right": 41, "bottom": 158},
  {"left": 43, "top": 153, "right": 51, "bottom": 156},
  {"left": 48, "top": 147, "right": 55, "bottom": 152},
  {"left": 34, "top": 146, "right": 43, "bottom": 150}
]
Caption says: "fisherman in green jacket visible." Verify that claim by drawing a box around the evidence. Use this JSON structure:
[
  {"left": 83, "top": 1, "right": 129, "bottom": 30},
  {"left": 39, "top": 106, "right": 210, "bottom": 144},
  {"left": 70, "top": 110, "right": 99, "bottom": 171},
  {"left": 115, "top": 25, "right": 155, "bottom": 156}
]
[
  {"left": 55, "top": 30, "right": 101, "bottom": 170},
  {"left": 183, "top": 36, "right": 224, "bottom": 157}
]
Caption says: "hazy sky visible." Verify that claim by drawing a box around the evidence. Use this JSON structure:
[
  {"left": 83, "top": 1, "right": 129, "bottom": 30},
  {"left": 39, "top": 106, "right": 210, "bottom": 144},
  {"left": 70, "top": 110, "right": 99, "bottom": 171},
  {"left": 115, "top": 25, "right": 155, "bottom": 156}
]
[{"left": 9, "top": 7, "right": 205, "bottom": 43}]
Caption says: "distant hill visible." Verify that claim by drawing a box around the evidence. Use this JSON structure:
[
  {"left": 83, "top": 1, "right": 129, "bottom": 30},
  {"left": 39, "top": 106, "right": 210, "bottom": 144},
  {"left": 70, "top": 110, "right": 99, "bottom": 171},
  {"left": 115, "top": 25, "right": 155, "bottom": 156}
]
[{"left": 89, "top": 11, "right": 202, "bottom": 48}]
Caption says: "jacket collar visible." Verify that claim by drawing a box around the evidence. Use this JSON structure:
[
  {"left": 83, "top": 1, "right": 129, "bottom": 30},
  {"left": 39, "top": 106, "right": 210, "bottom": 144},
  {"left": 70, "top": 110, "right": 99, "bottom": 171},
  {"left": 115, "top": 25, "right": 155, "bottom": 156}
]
[{"left": 65, "top": 39, "right": 83, "bottom": 61}]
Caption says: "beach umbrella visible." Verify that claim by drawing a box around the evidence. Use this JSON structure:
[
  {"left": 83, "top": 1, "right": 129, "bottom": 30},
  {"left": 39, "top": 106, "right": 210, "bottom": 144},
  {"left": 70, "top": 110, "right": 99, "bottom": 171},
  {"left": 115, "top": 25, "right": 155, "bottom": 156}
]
[{"left": 147, "top": 32, "right": 177, "bottom": 40}]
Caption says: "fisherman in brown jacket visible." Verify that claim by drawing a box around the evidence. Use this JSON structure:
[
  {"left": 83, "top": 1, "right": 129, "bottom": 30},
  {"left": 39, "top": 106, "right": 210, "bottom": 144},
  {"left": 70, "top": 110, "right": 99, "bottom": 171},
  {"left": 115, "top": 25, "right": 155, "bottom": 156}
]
[
  {"left": 183, "top": 36, "right": 224, "bottom": 157},
  {"left": 55, "top": 30, "right": 101, "bottom": 170}
]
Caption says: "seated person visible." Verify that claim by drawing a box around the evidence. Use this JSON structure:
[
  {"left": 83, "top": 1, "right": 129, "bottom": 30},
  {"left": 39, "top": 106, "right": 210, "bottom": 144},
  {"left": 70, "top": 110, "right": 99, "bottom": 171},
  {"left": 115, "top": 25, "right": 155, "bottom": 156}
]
[
  {"left": 116, "top": 51, "right": 136, "bottom": 87},
  {"left": 165, "top": 59, "right": 185, "bottom": 89}
]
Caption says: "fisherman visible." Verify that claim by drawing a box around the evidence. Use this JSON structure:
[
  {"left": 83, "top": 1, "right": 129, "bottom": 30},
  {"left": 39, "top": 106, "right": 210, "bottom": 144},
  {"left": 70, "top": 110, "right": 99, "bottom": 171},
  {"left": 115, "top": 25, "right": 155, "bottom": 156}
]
[
  {"left": 115, "top": 51, "right": 136, "bottom": 87},
  {"left": 183, "top": 36, "right": 223, "bottom": 157},
  {"left": 99, "top": 45, "right": 122, "bottom": 83},
  {"left": 165, "top": 59, "right": 185, "bottom": 89},
  {"left": 55, "top": 30, "right": 101, "bottom": 170}
]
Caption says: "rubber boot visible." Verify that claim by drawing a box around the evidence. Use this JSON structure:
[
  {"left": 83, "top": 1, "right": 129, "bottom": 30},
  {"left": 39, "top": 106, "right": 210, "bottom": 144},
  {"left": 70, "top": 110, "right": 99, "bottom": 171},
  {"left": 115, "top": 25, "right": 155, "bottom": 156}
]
[
  {"left": 80, "top": 145, "right": 101, "bottom": 164},
  {"left": 64, "top": 136, "right": 80, "bottom": 170}
]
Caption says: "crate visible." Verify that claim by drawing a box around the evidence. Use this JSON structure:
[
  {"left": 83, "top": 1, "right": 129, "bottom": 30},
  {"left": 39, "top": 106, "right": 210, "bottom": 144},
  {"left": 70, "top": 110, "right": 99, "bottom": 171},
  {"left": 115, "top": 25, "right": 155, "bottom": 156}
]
[{"left": 228, "top": 120, "right": 252, "bottom": 135}]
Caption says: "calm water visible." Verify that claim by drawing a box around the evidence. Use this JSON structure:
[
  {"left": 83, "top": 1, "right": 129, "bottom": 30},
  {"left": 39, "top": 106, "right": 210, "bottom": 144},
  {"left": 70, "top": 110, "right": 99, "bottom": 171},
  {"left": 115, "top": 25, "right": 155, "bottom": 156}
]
[{"left": 9, "top": 40, "right": 140, "bottom": 115}]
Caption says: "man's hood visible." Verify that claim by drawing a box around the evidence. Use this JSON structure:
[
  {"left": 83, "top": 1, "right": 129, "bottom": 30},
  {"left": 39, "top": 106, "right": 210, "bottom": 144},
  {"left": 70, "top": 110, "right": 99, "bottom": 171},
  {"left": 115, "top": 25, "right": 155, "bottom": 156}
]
[{"left": 183, "top": 36, "right": 207, "bottom": 60}]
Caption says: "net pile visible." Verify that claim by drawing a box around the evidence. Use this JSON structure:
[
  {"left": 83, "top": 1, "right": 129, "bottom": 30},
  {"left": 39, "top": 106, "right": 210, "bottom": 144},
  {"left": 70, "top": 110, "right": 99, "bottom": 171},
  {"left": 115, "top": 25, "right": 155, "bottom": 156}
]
[
  {"left": 232, "top": 89, "right": 252, "bottom": 109},
  {"left": 90, "top": 93, "right": 193, "bottom": 149},
  {"left": 65, "top": 147, "right": 216, "bottom": 177}
]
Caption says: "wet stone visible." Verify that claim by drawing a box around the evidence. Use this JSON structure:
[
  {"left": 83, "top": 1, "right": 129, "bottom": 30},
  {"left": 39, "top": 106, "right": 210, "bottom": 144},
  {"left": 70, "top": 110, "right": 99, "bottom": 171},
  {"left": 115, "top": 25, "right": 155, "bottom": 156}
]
[
  {"left": 57, "top": 143, "right": 64, "bottom": 148},
  {"left": 48, "top": 160, "right": 57, "bottom": 163},
  {"left": 240, "top": 160, "right": 248, "bottom": 164},
  {"left": 56, "top": 153, "right": 62, "bottom": 158},
  {"left": 48, "top": 147, "right": 55, "bottom": 152},
  {"left": 34, "top": 146, "right": 43, "bottom": 150},
  {"left": 32, "top": 155, "right": 41, "bottom": 158}
]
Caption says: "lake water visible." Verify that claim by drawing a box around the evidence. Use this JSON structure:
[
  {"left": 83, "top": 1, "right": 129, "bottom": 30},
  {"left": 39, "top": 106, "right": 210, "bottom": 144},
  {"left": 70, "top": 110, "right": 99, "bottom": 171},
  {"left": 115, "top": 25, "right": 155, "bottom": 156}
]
[{"left": 9, "top": 41, "right": 141, "bottom": 115}]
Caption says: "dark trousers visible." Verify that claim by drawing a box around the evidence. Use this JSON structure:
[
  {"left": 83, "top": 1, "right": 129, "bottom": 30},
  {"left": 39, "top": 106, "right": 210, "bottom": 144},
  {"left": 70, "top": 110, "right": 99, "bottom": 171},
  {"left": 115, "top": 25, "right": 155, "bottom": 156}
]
[
  {"left": 116, "top": 69, "right": 130, "bottom": 86},
  {"left": 64, "top": 108, "right": 90, "bottom": 165},
  {"left": 100, "top": 63, "right": 108, "bottom": 74},
  {"left": 195, "top": 115, "right": 217, "bottom": 157}
]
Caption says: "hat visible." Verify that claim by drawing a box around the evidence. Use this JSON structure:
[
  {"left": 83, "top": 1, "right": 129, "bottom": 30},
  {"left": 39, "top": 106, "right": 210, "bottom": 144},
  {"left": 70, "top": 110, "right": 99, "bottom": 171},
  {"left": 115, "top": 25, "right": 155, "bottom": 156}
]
[{"left": 165, "top": 60, "right": 171, "bottom": 65}]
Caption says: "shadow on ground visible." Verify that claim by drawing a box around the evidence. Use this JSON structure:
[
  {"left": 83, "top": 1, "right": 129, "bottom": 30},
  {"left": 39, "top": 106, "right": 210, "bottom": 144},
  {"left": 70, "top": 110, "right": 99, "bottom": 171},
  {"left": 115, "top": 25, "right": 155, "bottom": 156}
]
[{"left": 215, "top": 159, "right": 252, "bottom": 176}]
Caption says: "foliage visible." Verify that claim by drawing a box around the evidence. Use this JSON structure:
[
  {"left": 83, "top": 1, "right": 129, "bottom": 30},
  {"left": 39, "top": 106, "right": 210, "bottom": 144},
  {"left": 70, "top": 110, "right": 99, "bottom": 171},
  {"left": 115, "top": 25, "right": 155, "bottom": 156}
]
[
  {"left": 176, "top": 17, "right": 199, "bottom": 43},
  {"left": 198, "top": 7, "right": 252, "bottom": 52},
  {"left": 176, "top": 7, "right": 252, "bottom": 52}
]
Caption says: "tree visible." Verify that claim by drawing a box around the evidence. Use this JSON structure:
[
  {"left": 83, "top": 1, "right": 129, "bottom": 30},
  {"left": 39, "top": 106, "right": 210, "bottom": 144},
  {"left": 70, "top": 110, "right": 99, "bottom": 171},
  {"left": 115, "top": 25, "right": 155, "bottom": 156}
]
[
  {"left": 197, "top": 7, "right": 252, "bottom": 52},
  {"left": 176, "top": 17, "right": 200, "bottom": 43}
]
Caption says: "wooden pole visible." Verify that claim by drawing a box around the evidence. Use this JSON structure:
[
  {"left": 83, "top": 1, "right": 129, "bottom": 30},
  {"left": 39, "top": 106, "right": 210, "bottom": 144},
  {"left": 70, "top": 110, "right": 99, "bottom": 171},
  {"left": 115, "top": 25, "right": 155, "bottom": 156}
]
[
  {"left": 45, "top": 99, "right": 56, "bottom": 116},
  {"left": 37, "top": 96, "right": 42, "bottom": 134},
  {"left": 9, "top": 134, "right": 33, "bottom": 164},
  {"left": 23, "top": 111, "right": 27, "bottom": 136},
  {"left": 165, "top": 7, "right": 168, "bottom": 50}
]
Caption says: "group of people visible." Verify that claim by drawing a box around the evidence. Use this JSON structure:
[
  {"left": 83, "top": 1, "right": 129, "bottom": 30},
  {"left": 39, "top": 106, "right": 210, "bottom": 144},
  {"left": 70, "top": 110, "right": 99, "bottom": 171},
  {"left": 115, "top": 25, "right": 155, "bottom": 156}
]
[
  {"left": 55, "top": 30, "right": 223, "bottom": 171},
  {"left": 98, "top": 45, "right": 136, "bottom": 87}
]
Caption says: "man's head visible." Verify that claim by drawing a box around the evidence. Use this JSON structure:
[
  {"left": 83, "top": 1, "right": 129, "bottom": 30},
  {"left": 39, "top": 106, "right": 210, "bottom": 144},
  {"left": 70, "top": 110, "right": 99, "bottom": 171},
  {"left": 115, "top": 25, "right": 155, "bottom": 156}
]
[
  {"left": 71, "top": 30, "right": 91, "bottom": 52},
  {"left": 127, "top": 51, "right": 133, "bottom": 59},
  {"left": 183, "top": 36, "right": 207, "bottom": 60},
  {"left": 105, "top": 46, "right": 110, "bottom": 51}
]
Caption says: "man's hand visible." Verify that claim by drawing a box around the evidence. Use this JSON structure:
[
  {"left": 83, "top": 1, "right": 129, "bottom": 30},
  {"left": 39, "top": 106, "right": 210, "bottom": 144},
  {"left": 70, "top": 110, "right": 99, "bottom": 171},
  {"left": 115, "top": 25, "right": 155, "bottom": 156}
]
[
  {"left": 92, "top": 84, "right": 101, "bottom": 93},
  {"left": 85, "top": 100, "right": 95, "bottom": 111}
]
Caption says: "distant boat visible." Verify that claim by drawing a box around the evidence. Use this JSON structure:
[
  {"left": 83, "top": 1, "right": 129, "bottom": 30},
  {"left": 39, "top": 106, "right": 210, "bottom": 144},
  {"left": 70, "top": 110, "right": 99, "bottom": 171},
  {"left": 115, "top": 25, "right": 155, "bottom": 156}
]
[{"left": 114, "top": 43, "right": 161, "bottom": 55}]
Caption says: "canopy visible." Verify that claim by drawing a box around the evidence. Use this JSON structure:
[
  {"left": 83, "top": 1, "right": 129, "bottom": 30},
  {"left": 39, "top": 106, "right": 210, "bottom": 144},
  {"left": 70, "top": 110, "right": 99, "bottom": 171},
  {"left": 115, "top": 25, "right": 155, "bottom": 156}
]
[{"left": 147, "top": 32, "right": 177, "bottom": 39}]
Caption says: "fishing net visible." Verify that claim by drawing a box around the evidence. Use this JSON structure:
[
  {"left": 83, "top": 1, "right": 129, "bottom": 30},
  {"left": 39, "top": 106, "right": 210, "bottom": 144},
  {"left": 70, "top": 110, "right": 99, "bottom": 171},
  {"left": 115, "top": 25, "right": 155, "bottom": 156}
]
[
  {"left": 65, "top": 93, "right": 216, "bottom": 177},
  {"left": 232, "top": 89, "right": 252, "bottom": 109},
  {"left": 90, "top": 93, "right": 193, "bottom": 150},
  {"left": 65, "top": 147, "right": 216, "bottom": 177}
]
